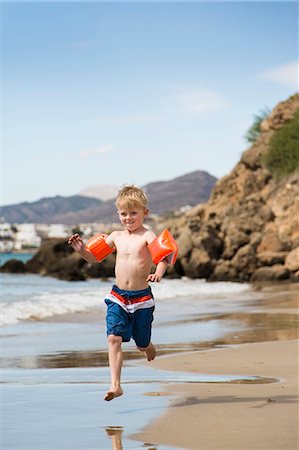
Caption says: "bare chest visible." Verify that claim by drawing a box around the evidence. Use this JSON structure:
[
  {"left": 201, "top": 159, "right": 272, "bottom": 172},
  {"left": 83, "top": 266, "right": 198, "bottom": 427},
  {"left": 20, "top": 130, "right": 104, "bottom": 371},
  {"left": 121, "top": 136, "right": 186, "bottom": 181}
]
[{"left": 115, "top": 235, "right": 148, "bottom": 258}]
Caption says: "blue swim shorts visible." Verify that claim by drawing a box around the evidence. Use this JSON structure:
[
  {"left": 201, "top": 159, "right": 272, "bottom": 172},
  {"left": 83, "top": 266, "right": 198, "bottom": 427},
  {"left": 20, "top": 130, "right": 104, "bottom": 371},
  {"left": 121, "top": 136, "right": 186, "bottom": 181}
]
[{"left": 105, "top": 286, "right": 155, "bottom": 348}]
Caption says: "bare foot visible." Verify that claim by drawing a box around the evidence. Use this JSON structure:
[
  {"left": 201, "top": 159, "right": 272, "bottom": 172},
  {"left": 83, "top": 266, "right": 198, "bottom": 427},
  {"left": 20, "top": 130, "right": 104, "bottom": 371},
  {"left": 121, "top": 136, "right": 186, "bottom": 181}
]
[
  {"left": 144, "top": 342, "right": 156, "bottom": 361},
  {"left": 104, "top": 387, "right": 123, "bottom": 401}
]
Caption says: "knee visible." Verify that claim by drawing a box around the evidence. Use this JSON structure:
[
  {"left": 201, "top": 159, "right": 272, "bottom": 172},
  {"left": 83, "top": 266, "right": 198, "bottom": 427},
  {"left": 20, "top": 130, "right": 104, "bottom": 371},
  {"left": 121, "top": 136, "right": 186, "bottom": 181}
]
[{"left": 108, "top": 334, "right": 122, "bottom": 346}]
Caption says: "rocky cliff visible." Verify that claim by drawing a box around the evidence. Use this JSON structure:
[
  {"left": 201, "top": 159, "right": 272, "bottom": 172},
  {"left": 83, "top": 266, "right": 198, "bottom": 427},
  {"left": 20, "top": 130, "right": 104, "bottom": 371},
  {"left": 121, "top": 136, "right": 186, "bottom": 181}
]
[{"left": 165, "top": 94, "right": 299, "bottom": 282}]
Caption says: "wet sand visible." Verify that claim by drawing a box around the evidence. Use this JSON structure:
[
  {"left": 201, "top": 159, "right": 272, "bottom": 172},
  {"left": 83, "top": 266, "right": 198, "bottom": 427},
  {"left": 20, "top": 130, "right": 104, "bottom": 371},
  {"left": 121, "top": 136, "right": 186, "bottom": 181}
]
[
  {"left": 133, "top": 340, "right": 298, "bottom": 449},
  {"left": 132, "top": 284, "right": 299, "bottom": 449}
]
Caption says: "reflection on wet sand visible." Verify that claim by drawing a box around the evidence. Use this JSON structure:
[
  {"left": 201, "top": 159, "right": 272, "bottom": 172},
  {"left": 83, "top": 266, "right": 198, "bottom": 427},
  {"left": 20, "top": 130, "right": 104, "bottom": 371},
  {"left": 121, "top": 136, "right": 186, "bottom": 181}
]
[
  {"left": 4, "top": 311, "right": 298, "bottom": 369},
  {"left": 105, "top": 426, "right": 157, "bottom": 450},
  {"left": 105, "top": 427, "right": 124, "bottom": 450}
]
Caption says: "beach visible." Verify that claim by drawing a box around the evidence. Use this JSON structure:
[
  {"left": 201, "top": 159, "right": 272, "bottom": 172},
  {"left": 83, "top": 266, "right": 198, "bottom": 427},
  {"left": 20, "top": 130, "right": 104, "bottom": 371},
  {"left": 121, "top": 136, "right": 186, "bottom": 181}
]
[
  {"left": 134, "top": 339, "right": 298, "bottom": 450},
  {"left": 133, "top": 283, "right": 299, "bottom": 449},
  {"left": 1, "top": 274, "right": 298, "bottom": 449}
]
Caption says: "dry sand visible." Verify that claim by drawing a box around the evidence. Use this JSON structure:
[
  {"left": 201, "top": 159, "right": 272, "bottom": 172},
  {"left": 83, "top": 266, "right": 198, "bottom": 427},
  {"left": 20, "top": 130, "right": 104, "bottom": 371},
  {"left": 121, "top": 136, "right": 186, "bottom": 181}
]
[{"left": 133, "top": 339, "right": 299, "bottom": 450}]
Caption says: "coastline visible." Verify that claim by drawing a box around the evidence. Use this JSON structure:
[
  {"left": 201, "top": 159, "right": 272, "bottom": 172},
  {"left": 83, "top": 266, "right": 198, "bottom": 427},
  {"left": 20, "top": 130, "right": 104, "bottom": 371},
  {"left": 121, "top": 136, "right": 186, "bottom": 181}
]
[{"left": 133, "top": 339, "right": 299, "bottom": 450}]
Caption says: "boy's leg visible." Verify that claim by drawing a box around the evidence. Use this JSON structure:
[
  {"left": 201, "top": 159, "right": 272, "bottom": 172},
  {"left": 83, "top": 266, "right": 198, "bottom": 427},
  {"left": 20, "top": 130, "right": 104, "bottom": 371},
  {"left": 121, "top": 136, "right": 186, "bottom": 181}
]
[
  {"left": 105, "top": 334, "right": 124, "bottom": 401},
  {"left": 137, "top": 341, "right": 156, "bottom": 361},
  {"left": 133, "top": 307, "right": 156, "bottom": 361},
  {"left": 104, "top": 299, "right": 132, "bottom": 401}
]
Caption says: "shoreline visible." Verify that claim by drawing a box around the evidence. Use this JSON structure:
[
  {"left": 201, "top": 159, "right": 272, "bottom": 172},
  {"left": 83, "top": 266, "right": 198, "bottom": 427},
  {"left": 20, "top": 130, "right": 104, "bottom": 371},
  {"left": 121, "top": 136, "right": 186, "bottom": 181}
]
[{"left": 133, "top": 338, "right": 299, "bottom": 450}]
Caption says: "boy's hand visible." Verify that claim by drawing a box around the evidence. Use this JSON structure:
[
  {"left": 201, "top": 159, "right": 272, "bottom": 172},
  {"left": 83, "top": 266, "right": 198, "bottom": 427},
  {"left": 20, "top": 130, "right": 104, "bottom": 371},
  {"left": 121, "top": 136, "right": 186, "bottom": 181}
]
[
  {"left": 147, "top": 273, "right": 162, "bottom": 283},
  {"left": 68, "top": 233, "right": 84, "bottom": 252},
  {"left": 147, "top": 260, "right": 168, "bottom": 283}
]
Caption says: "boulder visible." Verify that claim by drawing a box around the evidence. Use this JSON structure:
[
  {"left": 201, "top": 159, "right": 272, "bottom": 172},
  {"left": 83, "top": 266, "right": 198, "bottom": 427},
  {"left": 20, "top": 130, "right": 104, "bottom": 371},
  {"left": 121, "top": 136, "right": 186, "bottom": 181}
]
[
  {"left": 176, "top": 228, "right": 193, "bottom": 259},
  {"left": 257, "top": 251, "right": 287, "bottom": 267},
  {"left": 182, "top": 247, "right": 214, "bottom": 279},
  {"left": 285, "top": 247, "right": 299, "bottom": 272},
  {"left": 231, "top": 244, "right": 257, "bottom": 281},
  {"left": 24, "top": 238, "right": 115, "bottom": 281},
  {"left": 251, "top": 265, "right": 290, "bottom": 282},
  {"left": 209, "top": 260, "right": 238, "bottom": 281},
  {"left": 0, "top": 259, "right": 26, "bottom": 273}
]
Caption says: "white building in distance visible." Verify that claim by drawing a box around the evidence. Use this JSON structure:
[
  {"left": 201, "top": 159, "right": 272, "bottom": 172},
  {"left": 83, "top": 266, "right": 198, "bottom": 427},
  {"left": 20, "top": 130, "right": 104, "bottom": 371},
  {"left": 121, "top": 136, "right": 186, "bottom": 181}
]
[{"left": 14, "top": 224, "right": 42, "bottom": 250}]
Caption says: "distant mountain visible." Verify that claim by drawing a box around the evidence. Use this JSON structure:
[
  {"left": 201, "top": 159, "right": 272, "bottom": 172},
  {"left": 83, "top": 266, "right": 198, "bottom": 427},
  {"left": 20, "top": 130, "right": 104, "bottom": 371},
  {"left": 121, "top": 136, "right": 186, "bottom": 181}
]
[
  {"left": 0, "top": 196, "right": 103, "bottom": 224},
  {"left": 0, "top": 170, "right": 217, "bottom": 224},
  {"left": 79, "top": 184, "right": 119, "bottom": 201},
  {"left": 145, "top": 171, "right": 217, "bottom": 214}
]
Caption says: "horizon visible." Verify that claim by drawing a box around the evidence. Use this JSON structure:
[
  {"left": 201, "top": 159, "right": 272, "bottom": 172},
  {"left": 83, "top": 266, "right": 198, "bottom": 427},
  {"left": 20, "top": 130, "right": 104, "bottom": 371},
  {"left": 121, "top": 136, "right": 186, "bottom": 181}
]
[{"left": 2, "top": 1, "right": 298, "bottom": 205}]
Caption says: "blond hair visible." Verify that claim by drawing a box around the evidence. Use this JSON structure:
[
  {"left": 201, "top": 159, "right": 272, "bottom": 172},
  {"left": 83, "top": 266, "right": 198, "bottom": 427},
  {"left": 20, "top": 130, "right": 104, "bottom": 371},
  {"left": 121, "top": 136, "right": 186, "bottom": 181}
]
[{"left": 116, "top": 184, "right": 148, "bottom": 210}]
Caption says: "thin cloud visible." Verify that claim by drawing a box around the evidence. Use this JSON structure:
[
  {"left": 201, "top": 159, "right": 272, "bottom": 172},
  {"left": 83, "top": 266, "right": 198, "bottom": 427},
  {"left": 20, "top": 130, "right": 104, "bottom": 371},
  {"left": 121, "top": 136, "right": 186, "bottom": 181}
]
[
  {"left": 94, "top": 114, "right": 160, "bottom": 125},
  {"left": 79, "top": 145, "right": 113, "bottom": 160},
  {"left": 260, "top": 61, "right": 298, "bottom": 89},
  {"left": 171, "top": 86, "right": 230, "bottom": 114}
]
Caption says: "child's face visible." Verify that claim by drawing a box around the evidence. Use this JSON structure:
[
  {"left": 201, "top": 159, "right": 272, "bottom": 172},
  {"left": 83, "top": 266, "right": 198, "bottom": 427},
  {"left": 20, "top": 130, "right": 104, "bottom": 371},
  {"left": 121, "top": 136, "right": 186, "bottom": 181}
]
[{"left": 117, "top": 205, "right": 148, "bottom": 232}]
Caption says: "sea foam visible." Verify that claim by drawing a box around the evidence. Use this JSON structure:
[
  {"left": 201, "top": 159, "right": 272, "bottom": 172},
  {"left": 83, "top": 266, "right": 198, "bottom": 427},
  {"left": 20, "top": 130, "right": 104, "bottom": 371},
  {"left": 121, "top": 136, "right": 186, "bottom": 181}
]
[{"left": 1, "top": 277, "right": 250, "bottom": 326}]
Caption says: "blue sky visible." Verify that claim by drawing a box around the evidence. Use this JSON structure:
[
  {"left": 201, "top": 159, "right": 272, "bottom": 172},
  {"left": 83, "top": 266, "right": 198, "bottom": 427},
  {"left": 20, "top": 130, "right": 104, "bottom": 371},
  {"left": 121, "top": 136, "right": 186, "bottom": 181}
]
[{"left": 2, "top": 1, "right": 298, "bottom": 205}]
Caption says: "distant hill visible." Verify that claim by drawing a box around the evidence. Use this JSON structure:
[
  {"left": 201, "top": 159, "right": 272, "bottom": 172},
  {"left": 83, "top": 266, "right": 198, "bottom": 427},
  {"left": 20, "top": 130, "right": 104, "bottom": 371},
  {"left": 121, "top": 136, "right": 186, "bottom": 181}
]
[
  {"left": 79, "top": 184, "right": 119, "bottom": 201},
  {"left": 0, "top": 170, "right": 217, "bottom": 224},
  {"left": 145, "top": 171, "right": 216, "bottom": 214},
  {"left": 0, "top": 196, "right": 103, "bottom": 224}
]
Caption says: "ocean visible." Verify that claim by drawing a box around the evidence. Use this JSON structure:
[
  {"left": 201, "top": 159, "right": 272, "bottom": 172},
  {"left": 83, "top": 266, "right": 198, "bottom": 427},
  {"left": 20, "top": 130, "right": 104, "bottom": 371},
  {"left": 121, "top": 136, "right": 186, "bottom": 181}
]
[
  {"left": 1, "top": 273, "right": 265, "bottom": 449},
  {"left": 0, "top": 252, "right": 34, "bottom": 266}
]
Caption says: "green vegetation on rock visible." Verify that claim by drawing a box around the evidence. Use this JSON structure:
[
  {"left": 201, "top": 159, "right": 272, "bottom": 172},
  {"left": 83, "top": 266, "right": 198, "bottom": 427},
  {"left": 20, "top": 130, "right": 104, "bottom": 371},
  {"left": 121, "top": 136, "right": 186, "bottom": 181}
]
[
  {"left": 263, "top": 110, "right": 299, "bottom": 179},
  {"left": 245, "top": 108, "right": 270, "bottom": 144}
]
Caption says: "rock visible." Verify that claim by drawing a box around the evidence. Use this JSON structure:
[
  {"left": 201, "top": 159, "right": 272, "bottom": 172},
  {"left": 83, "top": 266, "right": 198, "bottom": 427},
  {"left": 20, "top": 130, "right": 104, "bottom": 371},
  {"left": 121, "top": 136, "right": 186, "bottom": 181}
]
[
  {"left": 222, "top": 228, "right": 250, "bottom": 259},
  {"left": 46, "top": 253, "right": 87, "bottom": 281},
  {"left": 251, "top": 265, "right": 290, "bottom": 282},
  {"left": 241, "top": 143, "right": 265, "bottom": 171},
  {"left": 191, "top": 225, "right": 223, "bottom": 258},
  {"left": 176, "top": 228, "right": 193, "bottom": 259},
  {"left": 209, "top": 260, "right": 238, "bottom": 281},
  {"left": 257, "top": 224, "right": 284, "bottom": 253},
  {"left": 231, "top": 244, "right": 257, "bottom": 281},
  {"left": 26, "top": 239, "right": 73, "bottom": 274},
  {"left": 260, "top": 93, "right": 299, "bottom": 131},
  {"left": 257, "top": 251, "right": 287, "bottom": 266},
  {"left": 285, "top": 247, "right": 299, "bottom": 272},
  {"left": 84, "top": 254, "right": 115, "bottom": 279},
  {"left": 0, "top": 259, "right": 26, "bottom": 273},
  {"left": 181, "top": 247, "right": 214, "bottom": 278},
  {"left": 24, "top": 238, "right": 115, "bottom": 281}
]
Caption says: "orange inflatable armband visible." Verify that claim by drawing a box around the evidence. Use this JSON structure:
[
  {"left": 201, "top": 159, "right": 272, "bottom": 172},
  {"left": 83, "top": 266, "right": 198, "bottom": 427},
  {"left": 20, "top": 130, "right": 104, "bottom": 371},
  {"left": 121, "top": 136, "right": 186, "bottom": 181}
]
[
  {"left": 148, "top": 229, "right": 178, "bottom": 265},
  {"left": 85, "top": 233, "right": 115, "bottom": 262}
]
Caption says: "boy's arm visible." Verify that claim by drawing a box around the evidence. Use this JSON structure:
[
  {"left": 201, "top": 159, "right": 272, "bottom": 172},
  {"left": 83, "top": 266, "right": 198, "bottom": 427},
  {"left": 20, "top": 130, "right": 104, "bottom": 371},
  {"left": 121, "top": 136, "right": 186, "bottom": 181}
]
[
  {"left": 147, "top": 259, "right": 168, "bottom": 283},
  {"left": 68, "top": 233, "right": 98, "bottom": 263},
  {"left": 146, "top": 230, "right": 169, "bottom": 282}
]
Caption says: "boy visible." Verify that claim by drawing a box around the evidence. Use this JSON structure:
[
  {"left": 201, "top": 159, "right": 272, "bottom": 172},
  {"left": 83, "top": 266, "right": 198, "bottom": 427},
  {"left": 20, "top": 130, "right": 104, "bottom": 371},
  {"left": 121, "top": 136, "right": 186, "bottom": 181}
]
[{"left": 68, "top": 185, "right": 170, "bottom": 401}]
